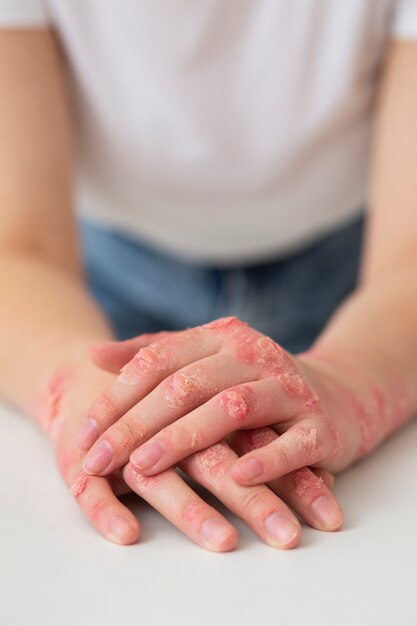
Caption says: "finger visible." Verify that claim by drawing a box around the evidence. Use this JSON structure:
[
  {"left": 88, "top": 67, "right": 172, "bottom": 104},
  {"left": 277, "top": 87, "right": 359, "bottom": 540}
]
[
  {"left": 79, "top": 316, "right": 251, "bottom": 450},
  {"left": 56, "top": 443, "right": 139, "bottom": 545},
  {"left": 313, "top": 468, "right": 335, "bottom": 490},
  {"left": 235, "top": 428, "right": 343, "bottom": 531},
  {"left": 89, "top": 331, "right": 173, "bottom": 373},
  {"left": 83, "top": 314, "right": 315, "bottom": 452},
  {"left": 180, "top": 441, "right": 301, "bottom": 549},
  {"left": 69, "top": 471, "right": 140, "bottom": 544},
  {"left": 82, "top": 351, "right": 252, "bottom": 476},
  {"left": 123, "top": 464, "right": 237, "bottom": 552},
  {"left": 108, "top": 468, "right": 132, "bottom": 496},
  {"left": 129, "top": 376, "right": 323, "bottom": 476},
  {"left": 228, "top": 431, "right": 336, "bottom": 491},
  {"left": 270, "top": 468, "right": 343, "bottom": 531},
  {"left": 76, "top": 326, "right": 224, "bottom": 451},
  {"left": 231, "top": 415, "right": 339, "bottom": 485}
]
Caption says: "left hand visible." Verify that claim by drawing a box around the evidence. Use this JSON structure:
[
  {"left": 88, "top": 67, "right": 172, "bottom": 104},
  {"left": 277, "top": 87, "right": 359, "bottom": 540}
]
[{"left": 76, "top": 316, "right": 381, "bottom": 487}]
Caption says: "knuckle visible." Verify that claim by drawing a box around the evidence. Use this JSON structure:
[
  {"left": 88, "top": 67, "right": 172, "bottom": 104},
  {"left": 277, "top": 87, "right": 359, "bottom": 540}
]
[
  {"left": 291, "top": 424, "right": 321, "bottom": 461},
  {"left": 113, "top": 416, "right": 147, "bottom": 451},
  {"left": 162, "top": 422, "right": 188, "bottom": 451},
  {"left": 239, "top": 488, "right": 269, "bottom": 516},
  {"left": 69, "top": 472, "right": 92, "bottom": 499},
  {"left": 274, "top": 366, "right": 321, "bottom": 410},
  {"left": 119, "top": 341, "right": 172, "bottom": 382},
  {"left": 168, "top": 422, "right": 205, "bottom": 456},
  {"left": 202, "top": 316, "right": 247, "bottom": 332},
  {"left": 89, "top": 497, "right": 110, "bottom": 523},
  {"left": 165, "top": 368, "right": 207, "bottom": 409},
  {"left": 266, "top": 444, "right": 290, "bottom": 476},
  {"left": 133, "top": 343, "right": 171, "bottom": 374},
  {"left": 194, "top": 441, "right": 230, "bottom": 477},
  {"left": 293, "top": 467, "right": 325, "bottom": 498},
  {"left": 125, "top": 464, "right": 161, "bottom": 491},
  {"left": 217, "top": 384, "right": 257, "bottom": 421},
  {"left": 228, "top": 330, "right": 286, "bottom": 371},
  {"left": 253, "top": 336, "right": 286, "bottom": 369},
  {"left": 240, "top": 427, "right": 278, "bottom": 452},
  {"left": 92, "top": 390, "right": 119, "bottom": 420},
  {"left": 180, "top": 500, "right": 207, "bottom": 526}
]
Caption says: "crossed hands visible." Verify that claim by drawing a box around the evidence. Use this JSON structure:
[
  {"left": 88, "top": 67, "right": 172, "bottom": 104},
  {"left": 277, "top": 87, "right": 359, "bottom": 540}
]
[{"left": 45, "top": 317, "right": 370, "bottom": 552}]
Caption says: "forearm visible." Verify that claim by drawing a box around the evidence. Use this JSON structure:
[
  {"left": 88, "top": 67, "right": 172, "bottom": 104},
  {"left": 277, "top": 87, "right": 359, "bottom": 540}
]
[
  {"left": 0, "top": 252, "right": 114, "bottom": 419},
  {"left": 0, "top": 30, "right": 110, "bottom": 420},
  {"left": 302, "top": 41, "right": 417, "bottom": 457},
  {"left": 307, "top": 265, "right": 417, "bottom": 447}
]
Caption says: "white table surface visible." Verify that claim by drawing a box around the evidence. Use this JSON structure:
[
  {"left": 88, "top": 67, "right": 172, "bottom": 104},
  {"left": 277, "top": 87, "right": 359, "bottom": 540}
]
[{"left": 1, "top": 402, "right": 416, "bottom": 626}]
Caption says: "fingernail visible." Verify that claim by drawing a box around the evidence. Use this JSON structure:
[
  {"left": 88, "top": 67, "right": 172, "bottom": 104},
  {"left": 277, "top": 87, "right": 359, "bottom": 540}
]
[
  {"left": 234, "top": 458, "right": 263, "bottom": 480},
  {"left": 76, "top": 418, "right": 100, "bottom": 450},
  {"left": 83, "top": 440, "right": 113, "bottom": 474},
  {"left": 311, "top": 496, "right": 342, "bottom": 529},
  {"left": 264, "top": 511, "right": 299, "bottom": 547},
  {"left": 201, "top": 517, "right": 233, "bottom": 548},
  {"left": 110, "top": 516, "right": 132, "bottom": 541},
  {"left": 131, "top": 441, "right": 163, "bottom": 470}
]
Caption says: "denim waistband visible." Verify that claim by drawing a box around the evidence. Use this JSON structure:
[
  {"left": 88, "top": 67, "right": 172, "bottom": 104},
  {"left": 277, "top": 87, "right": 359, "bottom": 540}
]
[{"left": 78, "top": 213, "right": 365, "bottom": 354}]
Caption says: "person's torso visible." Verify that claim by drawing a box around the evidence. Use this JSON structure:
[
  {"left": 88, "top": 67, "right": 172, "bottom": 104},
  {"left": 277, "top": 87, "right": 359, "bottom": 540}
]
[{"left": 46, "top": 0, "right": 396, "bottom": 263}]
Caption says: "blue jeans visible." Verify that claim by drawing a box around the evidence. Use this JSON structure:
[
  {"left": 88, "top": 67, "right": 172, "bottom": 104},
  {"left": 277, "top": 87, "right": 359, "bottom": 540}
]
[{"left": 78, "top": 214, "right": 364, "bottom": 354}]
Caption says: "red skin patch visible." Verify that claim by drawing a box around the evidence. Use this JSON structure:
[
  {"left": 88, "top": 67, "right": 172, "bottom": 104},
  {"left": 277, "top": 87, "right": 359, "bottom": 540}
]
[
  {"left": 240, "top": 427, "right": 278, "bottom": 453},
  {"left": 119, "top": 344, "right": 170, "bottom": 384},
  {"left": 165, "top": 370, "right": 208, "bottom": 409},
  {"left": 328, "top": 379, "right": 388, "bottom": 459},
  {"left": 231, "top": 333, "right": 285, "bottom": 371},
  {"left": 218, "top": 385, "right": 256, "bottom": 421},
  {"left": 357, "top": 398, "right": 384, "bottom": 456},
  {"left": 325, "top": 419, "right": 342, "bottom": 460},
  {"left": 193, "top": 442, "right": 230, "bottom": 478},
  {"left": 181, "top": 500, "right": 207, "bottom": 526},
  {"left": 33, "top": 366, "right": 74, "bottom": 438},
  {"left": 128, "top": 466, "right": 164, "bottom": 491},
  {"left": 69, "top": 473, "right": 90, "bottom": 498},
  {"left": 290, "top": 425, "right": 319, "bottom": 457},
  {"left": 202, "top": 316, "right": 245, "bottom": 331},
  {"left": 305, "top": 348, "right": 414, "bottom": 455},
  {"left": 293, "top": 467, "right": 324, "bottom": 497},
  {"left": 275, "top": 369, "right": 320, "bottom": 409},
  {"left": 230, "top": 329, "right": 320, "bottom": 410}
]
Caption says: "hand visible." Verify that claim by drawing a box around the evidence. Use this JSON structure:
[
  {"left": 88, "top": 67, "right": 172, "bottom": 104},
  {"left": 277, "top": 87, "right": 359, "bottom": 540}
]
[
  {"left": 38, "top": 342, "right": 339, "bottom": 551},
  {"left": 34, "top": 359, "right": 140, "bottom": 545},
  {"left": 76, "top": 319, "right": 345, "bottom": 539},
  {"left": 80, "top": 316, "right": 386, "bottom": 483}
]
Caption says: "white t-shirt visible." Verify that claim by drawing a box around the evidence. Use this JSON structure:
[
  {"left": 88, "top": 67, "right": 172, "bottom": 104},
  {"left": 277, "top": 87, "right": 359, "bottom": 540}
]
[{"left": 1, "top": 1, "right": 417, "bottom": 264}]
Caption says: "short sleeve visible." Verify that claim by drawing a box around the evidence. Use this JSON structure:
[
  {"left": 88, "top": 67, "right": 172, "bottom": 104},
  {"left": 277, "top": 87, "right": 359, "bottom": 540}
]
[
  {"left": 0, "top": 0, "right": 49, "bottom": 27},
  {"left": 390, "top": 0, "right": 417, "bottom": 40}
]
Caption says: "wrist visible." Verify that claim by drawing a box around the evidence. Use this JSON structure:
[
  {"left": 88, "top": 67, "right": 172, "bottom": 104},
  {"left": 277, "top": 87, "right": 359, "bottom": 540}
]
[{"left": 297, "top": 345, "right": 414, "bottom": 459}]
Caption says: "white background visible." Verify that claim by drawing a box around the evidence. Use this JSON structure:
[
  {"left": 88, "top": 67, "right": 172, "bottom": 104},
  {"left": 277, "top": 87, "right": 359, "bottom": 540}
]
[{"left": 1, "top": 402, "right": 416, "bottom": 626}]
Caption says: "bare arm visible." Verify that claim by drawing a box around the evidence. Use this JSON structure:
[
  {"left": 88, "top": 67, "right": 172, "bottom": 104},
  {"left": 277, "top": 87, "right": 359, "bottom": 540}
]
[
  {"left": 310, "top": 40, "right": 417, "bottom": 433},
  {"left": 0, "top": 29, "right": 113, "bottom": 415}
]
